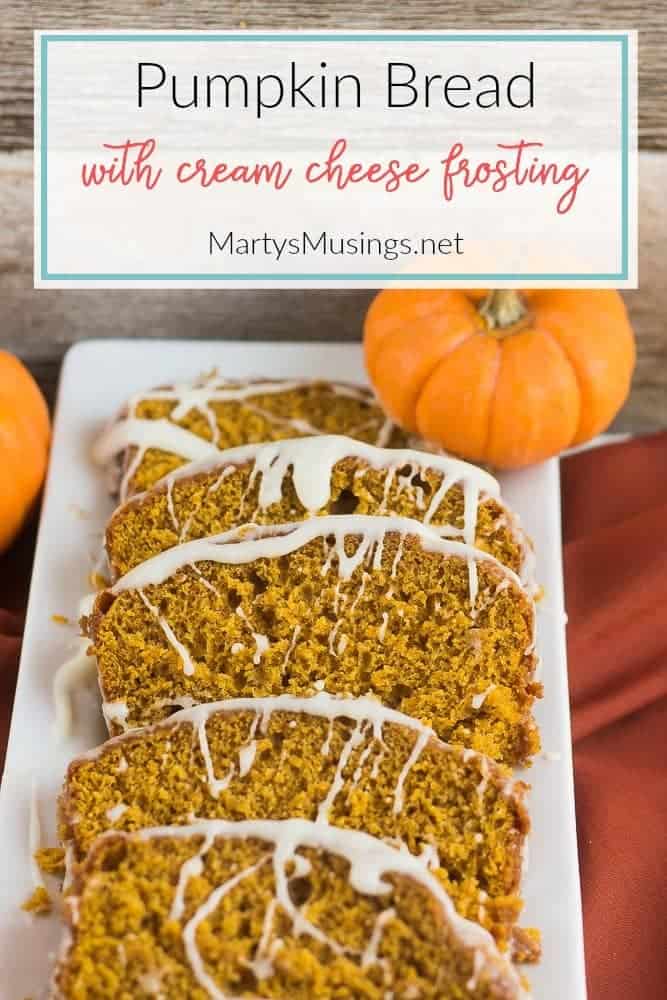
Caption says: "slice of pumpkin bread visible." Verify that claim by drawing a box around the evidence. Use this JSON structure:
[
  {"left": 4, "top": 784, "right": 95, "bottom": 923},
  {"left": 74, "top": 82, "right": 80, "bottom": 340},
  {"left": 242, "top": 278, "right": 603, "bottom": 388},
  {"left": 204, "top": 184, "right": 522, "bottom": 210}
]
[
  {"left": 59, "top": 694, "right": 530, "bottom": 953},
  {"left": 86, "top": 515, "right": 540, "bottom": 763},
  {"left": 106, "top": 435, "right": 533, "bottom": 581},
  {"left": 52, "top": 819, "right": 530, "bottom": 1000},
  {"left": 93, "top": 376, "right": 413, "bottom": 501}
]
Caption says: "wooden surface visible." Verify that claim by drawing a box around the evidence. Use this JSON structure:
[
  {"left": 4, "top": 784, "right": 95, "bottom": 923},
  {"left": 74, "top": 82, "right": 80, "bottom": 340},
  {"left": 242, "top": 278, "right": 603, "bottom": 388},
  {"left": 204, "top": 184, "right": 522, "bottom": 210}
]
[{"left": 2, "top": 1, "right": 667, "bottom": 151}]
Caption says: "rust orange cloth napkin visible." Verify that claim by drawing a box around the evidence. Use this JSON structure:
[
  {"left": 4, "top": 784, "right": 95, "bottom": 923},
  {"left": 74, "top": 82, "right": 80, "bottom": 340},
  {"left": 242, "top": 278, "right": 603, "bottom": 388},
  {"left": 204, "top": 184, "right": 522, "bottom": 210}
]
[
  {"left": 562, "top": 432, "right": 667, "bottom": 1000},
  {"left": 1, "top": 434, "right": 666, "bottom": 997}
]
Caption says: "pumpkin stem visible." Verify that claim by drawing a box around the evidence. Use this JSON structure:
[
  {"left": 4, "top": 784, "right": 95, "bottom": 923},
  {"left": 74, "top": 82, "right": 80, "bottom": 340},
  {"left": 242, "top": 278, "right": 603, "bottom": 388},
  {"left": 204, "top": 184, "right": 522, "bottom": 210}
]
[{"left": 479, "top": 290, "right": 528, "bottom": 336}]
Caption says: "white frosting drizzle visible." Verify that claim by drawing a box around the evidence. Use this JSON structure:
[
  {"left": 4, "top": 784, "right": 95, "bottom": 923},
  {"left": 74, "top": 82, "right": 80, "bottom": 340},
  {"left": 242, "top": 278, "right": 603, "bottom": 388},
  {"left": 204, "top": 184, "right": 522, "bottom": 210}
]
[
  {"left": 241, "top": 401, "right": 322, "bottom": 438},
  {"left": 191, "top": 564, "right": 220, "bottom": 595},
  {"left": 424, "top": 471, "right": 457, "bottom": 526},
  {"left": 110, "top": 516, "right": 527, "bottom": 628},
  {"left": 349, "top": 570, "right": 369, "bottom": 613},
  {"left": 352, "top": 737, "right": 378, "bottom": 786},
  {"left": 361, "top": 907, "right": 397, "bottom": 969},
  {"left": 316, "top": 718, "right": 368, "bottom": 821},
  {"left": 65, "top": 696, "right": 529, "bottom": 996},
  {"left": 471, "top": 685, "right": 497, "bottom": 710},
  {"left": 118, "top": 432, "right": 533, "bottom": 596},
  {"left": 117, "top": 818, "right": 528, "bottom": 997},
  {"left": 145, "top": 435, "right": 499, "bottom": 543},
  {"left": 370, "top": 748, "right": 385, "bottom": 781},
  {"left": 102, "top": 700, "right": 130, "bottom": 730},
  {"left": 52, "top": 593, "right": 98, "bottom": 741},
  {"left": 166, "top": 476, "right": 180, "bottom": 532},
  {"left": 243, "top": 897, "right": 280, "bottom": 981},
  {"left": 52, "top": 643, "right": 97, "bottom": 742},
  {"left": 170, "top": 830, "right": 216, "bottom": 922},
  {"left": 476, "top": 756, "right": 491, "bottom": 799},
  {"left": 101, "top": 516, "right": 533, "bottom": 704},
  {"left": 89, "top": 693, "right": 429, "bottom": 761},
  {"left": 80, "top": 695, "right": 521, "bottom": 849},
  {"left": 93, "top": 417, "right": 220, "bottom": 470},
  {"left": 112, "top": 434, "right": 533, "bottom": 597},
  {"left": 238, "top": 714, "right": 262, "bottom": 777},
  {"left": 105, "top": 802, "right": 128, "bottom": 823},
  {"left": 320, "top": 717, "right": 335, "bottom": 757},
  {"left": 94, "top": 379, "right": 399, "bottom": 502},
  {"left": 393, "top": 730, "right": 431, "bottom": 815},
  {"left": 238, "top": 741, "right": 258, "bottom": 778},
  {"left": 138, "top": 589, "right": 196, "bottom": 676},
  {"left": 235, "top": 606, "right": 270, "bottom": 665},
  {"left": 281, "top": 624, "right": 301, "bottom": 670},
  {"left": 128, "top": 378, "right": 372, "bottom": 412},
  {"left": 196, "top": 718, "right": 235, "bottom": 799},
  {"left": 252, "top": 631, "right": 270, "bottom": 665},
  {"left": 208, "top": 466, "right": 235, "bottom": 494},
  {"left": 419, "top": 842, "right": 441, "bottom": 871},
  {"left": 467, "top": 948, "right": 488, "bottom": 991}
]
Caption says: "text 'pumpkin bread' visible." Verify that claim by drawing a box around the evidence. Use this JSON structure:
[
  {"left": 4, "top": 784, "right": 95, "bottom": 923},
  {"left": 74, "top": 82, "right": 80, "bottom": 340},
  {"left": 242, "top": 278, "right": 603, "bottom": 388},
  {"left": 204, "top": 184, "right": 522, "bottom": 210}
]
[
  {"left": 58, "top": 694, "right": 530, "bottom": 953},
  {"left": 86, "top": 515, "right": 540, "bottom": 763},
  {"left": 93, "top": 376, "right": 414, "bottom": 500},
  {"left": 106, "top": 435, "right": 533, "bottom": 581},
  {"left": 51, "top": 819, "right": 530, "bottom": 1000}
]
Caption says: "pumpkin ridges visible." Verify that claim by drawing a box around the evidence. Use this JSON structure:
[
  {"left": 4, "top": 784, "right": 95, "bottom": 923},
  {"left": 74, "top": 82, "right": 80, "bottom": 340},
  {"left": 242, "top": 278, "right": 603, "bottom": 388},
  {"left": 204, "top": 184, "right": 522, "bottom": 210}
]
[
  {"left": 482, "top": 340, "right": 503, "bottom": 458},
  {"left": 364, "top": 288, "right": 636, "bottom": 469},
  {"left": 364, "top": 289, "right": 462, "bottom": 370},
  {"left": 0, "top": 352, "right": 50, "bottom": 554},
  {"left": 364, "top": 293, "right": 483, "bottom": 429},
  {"left": 532, "top": 292, "right": 636, "bottom": 445},
  {"left": 364, "top": 289, "right": 475, "bottom": 340},
  {"left": 0, "top": 352, "right": 50, "bottom": 446},
  {"left": 0, "top": 411, "right": 48, "bottom": 541},
  {"left": 0, "top": 427, "right": 40, "bottom": 551},
  {"left": 414, "top": 334, "right": 501, "bottom": 461},
  {"left": 364, "top": 290, "right": 481, "bottom": 356},
  {"left": 487, "top": 330, "right": 580, "bottom": 468},
  {"left": 366, "top": 325, "right": 479, "bottom": 430},
  {"left": 533, "top": 324, "right": 589, "bottom": 449}
]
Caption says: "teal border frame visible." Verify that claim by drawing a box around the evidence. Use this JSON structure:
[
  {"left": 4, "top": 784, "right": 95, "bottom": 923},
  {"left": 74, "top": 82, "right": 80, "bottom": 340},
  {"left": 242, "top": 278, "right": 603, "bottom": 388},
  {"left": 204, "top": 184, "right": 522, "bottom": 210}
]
[{"left": 38, "top": 32, "right": 631, "bottom": 282}]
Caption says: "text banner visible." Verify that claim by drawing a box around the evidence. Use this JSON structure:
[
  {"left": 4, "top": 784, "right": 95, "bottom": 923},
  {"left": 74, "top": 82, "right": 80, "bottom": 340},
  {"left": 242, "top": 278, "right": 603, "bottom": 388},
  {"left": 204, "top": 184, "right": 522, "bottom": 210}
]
[{"left": 35, "top": 31, "right": 637, "bottom": 288}]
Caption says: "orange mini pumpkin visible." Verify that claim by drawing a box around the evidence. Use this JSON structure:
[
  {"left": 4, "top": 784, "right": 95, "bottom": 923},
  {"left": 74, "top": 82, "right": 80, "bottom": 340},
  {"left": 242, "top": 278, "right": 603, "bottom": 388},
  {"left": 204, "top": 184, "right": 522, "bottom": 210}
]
[
  {"left": 364, "top": 289, "right": 636, "bottom": 469},
  {"left": 0, "top": 352, "right": 51, "bottom": 553}
]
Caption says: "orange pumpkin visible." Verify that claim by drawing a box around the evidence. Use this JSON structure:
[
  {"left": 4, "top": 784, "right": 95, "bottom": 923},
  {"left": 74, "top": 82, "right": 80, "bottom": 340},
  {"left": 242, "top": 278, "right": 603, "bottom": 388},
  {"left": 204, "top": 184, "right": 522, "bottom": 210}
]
[
  {"left": 0, "top": 352, "right": 51, "bottom": 553},
  {"left": 364, "top": 289, "right": 636, "bottom": 469}
]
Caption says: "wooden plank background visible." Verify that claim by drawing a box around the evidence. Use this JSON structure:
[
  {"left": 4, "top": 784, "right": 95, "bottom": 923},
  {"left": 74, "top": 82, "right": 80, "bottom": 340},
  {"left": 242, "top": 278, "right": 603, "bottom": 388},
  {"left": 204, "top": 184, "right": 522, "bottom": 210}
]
[
  {"left": 3, "top": 2, "right": 667, "bottom": 151},
  {"left": 1, "top": 2, "right": 665, "bottom": 432}
]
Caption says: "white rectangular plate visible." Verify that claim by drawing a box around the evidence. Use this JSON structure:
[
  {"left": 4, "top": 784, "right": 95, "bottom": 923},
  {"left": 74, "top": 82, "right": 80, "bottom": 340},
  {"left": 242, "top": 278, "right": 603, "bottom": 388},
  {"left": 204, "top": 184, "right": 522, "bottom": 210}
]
[{"left": 0, "top": 339, "right": 586, "bottom": 998}]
